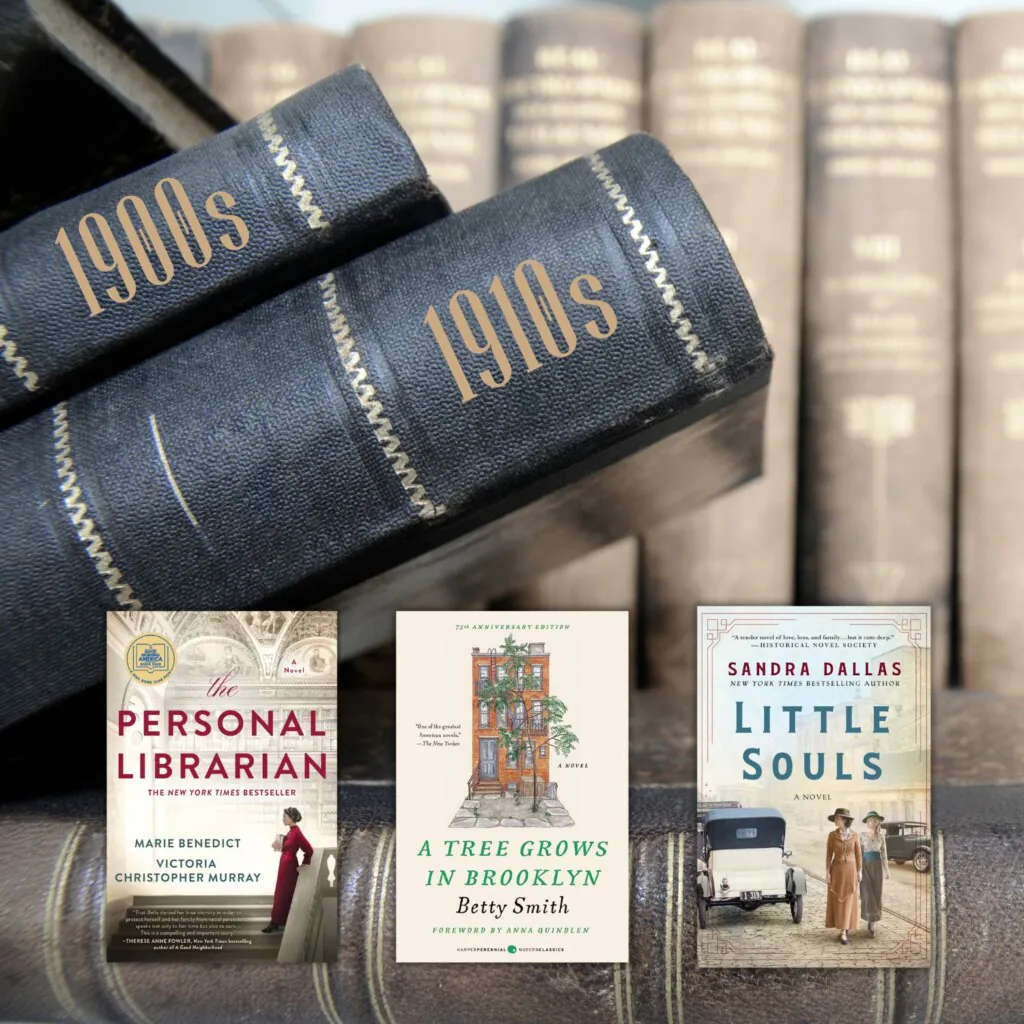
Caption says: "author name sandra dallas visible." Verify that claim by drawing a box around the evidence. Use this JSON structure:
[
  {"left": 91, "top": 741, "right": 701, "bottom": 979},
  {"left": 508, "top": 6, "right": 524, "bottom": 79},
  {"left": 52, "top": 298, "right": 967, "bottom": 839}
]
[{"left": 455, "top": 895, "right": 570, "bottom": 921}]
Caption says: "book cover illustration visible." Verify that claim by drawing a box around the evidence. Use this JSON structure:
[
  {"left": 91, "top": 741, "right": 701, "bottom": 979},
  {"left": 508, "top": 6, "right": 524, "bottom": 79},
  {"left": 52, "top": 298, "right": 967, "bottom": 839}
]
[
  {"left": 697, "top": 606, "right": 931, "bottom": 968},
  {"left": 395, "top": 610, "right": 629, "bottom": 963},
  {"left": 106, "top": 611, "right": 338, "bottom": 962}
]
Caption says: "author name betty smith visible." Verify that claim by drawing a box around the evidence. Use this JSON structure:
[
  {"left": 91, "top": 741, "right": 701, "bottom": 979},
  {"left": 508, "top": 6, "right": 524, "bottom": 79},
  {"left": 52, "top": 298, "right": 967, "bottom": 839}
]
[{"left": 455, "top": 895, "right": 569, "bottom": 921}]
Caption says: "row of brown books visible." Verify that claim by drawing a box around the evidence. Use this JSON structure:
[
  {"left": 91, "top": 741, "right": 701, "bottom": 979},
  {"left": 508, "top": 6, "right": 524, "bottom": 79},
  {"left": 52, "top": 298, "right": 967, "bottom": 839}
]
[{"left": 144, "top": 3, "right": 1024, "bottom": 697}]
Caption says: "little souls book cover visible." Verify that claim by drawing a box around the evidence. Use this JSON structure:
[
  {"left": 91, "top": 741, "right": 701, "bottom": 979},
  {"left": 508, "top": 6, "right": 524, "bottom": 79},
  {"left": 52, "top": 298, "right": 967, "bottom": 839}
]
[
  {"left": 697, "top": 607, "right": 932, "bottom": 968},
  {"left": 106, "top": 611, "right": 338, "bottom": 963},
  {"left": 395, "top": 610, "right": 629, "bottom": 963}
]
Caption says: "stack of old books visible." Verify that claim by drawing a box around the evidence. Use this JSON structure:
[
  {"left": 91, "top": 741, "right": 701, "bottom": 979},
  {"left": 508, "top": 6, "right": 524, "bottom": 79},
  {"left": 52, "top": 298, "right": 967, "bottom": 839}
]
[
  {"left": 0, "top": 0, "right": 772, "bottom": 740},
  {"left": 0, "top": 2, "right": 1021, "bottom": 1023}
]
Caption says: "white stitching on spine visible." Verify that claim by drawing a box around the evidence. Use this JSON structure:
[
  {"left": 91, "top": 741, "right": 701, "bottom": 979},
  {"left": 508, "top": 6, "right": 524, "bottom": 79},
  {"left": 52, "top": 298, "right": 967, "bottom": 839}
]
[
  {"left": 318, "top": 274, "right": 446, "bottom": 520},
  {"left": 587, "top": 152, "right": 713, "bottom": 374},
  {"left": 0, "top": 324, "right": 40, "bottom": 392},
  {"left": 52, "top": 402, "right": 142, "bottom": 609},
  {"left": 257, "top": 111, "right": 331, "bottom": 231}
]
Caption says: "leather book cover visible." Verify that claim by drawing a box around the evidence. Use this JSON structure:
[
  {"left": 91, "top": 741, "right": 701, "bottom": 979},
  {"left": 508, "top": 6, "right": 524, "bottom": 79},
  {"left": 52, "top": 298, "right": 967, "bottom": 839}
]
[
  {"left": 801, "top": 15, "right": 955, "bottom": 688},
  {"left": 696, "top": 606, "right": 931, "bottom": 967},
  {"left": 3, "top": 682, "right": 1022, "bottom": 1023},
  {"left": 350, "top": 15, "right": 502, "bottom": 212},
  {"left": 0, "top": 65, "right": 450, "bottom": 422},
  {"left": 0, "top": 0, "right": 233, "bottom": 231},
  {"left": 106, "top": 610, "right": 338, "bottom": 963},
  {"left": 208, "top": 22, "right": 349, "bottom": 123},
  {"left": 500, "top": 4, "right": 644, "bottom": 188},
  {"left": 956, "top": 13, "right": 1024, "bottom": 694},
  {"left": 0, "top": 134, "right": 772, "bottom": 732},
  {"left": 394, "top": 611, "right": 629, "bottom": 962},
  {"left": 642, "top": 1, "right": 805, "bottom": 698},
  {"left": 140, "top": 21, "right": 210, "bottom": 90}
]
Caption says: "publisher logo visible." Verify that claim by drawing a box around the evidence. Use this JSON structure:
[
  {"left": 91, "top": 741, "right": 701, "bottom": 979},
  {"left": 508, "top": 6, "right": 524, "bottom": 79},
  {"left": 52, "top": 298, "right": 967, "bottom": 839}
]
[
  {"left": 126, "top": 634, "right": 176, "bottom": 686},
  {"left": 507, "top": 945, "right": 517, "bottom": 954}
]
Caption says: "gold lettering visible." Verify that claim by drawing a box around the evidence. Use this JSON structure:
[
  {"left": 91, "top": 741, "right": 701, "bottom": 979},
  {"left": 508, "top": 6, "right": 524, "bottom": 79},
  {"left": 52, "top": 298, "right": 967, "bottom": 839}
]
[
  {"left": 116, "top": 195, "right": 174, "bottom": 286},
  {"left": 425, "top": 304, "right": 476, "bottom": 402},
  {"left": 205, "top": 191, "right": 250, "bottom": 251},
  {"left": 55, "top": 227, "right": 103, "bottom": 317},
  {"left": 489, "top": 275, "right": 541, "bottom": 372},
  {"left": 533, "top": 45, "right": 602, "bottom": 72},
  {"left": 384, "top": 54, "right": 447, "bottom": 78},
  {"left": 503, "top": 73, "right": 642, "bottom": 103},
  {"left": 450, "top": 290, "right": 513, "bottom": 391},
  {"left": 569, "top": 274, "right": 618, "bottom": 338},
  {"left": 155, "top": 178, "right": 213, "bottom": 269},
  {"left": 844, "top": 48, "right": 911, "bottom": 75},
  {"left": 79, "top": 213, "right": 135, "bottom": 305},
  {"left": 57, "top": 182, "right": 252, "bottom": 316},
  {"left": 852, "top": 234, "right": 901, "bottom": 262},
  {"left": 514, "top": 260, "right": 576, "bottom": 358},
  {"left": 963, "top": 53, "right": 1024, "bottom": 179},
  {"left": 427, "top": 263, "right": 619, "bottom": 404},
  {"left": 810, "top": 54, "right": 949, "bottom": 180},
  {"left": 692, "top": 36, "right": 762, "bottom": 64},
  {"left": 650, "top": 36, "right": 796, "bottom": 173}
]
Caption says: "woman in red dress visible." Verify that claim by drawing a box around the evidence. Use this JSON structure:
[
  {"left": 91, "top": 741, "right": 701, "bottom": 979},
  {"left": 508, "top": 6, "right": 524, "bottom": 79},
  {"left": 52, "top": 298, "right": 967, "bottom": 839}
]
[{"left": 262, "top": 807, "right": 313, "bottom": 933}]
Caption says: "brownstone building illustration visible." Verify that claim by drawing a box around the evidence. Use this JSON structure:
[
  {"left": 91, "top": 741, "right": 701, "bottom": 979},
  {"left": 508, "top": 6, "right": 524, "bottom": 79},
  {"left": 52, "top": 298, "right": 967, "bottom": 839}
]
[{"left": 470, "top": 643, "right": 550, "bottom": 798}]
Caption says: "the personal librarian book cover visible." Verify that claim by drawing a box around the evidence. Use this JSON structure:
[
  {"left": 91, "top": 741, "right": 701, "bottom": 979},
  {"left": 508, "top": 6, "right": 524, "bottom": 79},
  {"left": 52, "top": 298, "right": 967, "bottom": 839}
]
[
  {"left": 697, "top": 606, "right": 931, "bottom": 968},
  {"left": 106, "top": 611, "right": 338, "bottom": 963},
  {"left": 395, "top": 610, "right": 629, "bottom": 963}
]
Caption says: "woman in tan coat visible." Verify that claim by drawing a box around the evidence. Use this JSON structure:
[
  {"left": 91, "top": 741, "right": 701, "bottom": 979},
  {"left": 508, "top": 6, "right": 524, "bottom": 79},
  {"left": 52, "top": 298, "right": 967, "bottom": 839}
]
[{"left": 824, "top": 807, "right": 862, "bottom": 945}]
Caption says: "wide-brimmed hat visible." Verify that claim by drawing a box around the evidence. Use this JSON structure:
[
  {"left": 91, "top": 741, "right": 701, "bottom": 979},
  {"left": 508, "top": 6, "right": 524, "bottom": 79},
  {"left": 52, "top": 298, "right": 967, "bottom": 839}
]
[
  {"left": 828, "top": 807, "right": 854, "bottom": 823},
  {"left": 862, "top": 810, "right": 885, "bottom": 823}
]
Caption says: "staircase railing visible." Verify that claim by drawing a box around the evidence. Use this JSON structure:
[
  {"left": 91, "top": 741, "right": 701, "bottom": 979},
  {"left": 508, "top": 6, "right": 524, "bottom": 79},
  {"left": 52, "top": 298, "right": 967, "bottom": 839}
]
[
  {"left": 467, "top": 769, "right": 479, "bottom": 799},
  {"left": 278, "top": 847, "right": 338, "bottom": 963}
]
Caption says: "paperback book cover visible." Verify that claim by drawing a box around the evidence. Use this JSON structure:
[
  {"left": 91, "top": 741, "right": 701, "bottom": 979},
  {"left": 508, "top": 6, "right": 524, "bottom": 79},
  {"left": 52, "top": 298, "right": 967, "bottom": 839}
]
[
  {"left": 106, "top": 611, "right": 338, "bottom": 962},
  {"left": 697, "top": 606, "right": 931, "bottom": 968},
  {"left": 395, "top": 610, "right": 629, "bottom": 963}
]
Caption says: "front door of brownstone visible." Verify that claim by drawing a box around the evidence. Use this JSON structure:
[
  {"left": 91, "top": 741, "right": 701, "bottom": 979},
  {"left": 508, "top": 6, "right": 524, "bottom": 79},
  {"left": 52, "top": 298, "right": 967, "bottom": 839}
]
[{"left": 479, "top": 738, "right": 498, "bottom": 779}]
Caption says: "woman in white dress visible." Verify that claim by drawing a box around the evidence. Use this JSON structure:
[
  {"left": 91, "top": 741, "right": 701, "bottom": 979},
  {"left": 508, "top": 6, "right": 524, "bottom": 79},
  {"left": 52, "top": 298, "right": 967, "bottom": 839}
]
[{"left": 859, "top": 811, "right": 891, "bottom": 937}]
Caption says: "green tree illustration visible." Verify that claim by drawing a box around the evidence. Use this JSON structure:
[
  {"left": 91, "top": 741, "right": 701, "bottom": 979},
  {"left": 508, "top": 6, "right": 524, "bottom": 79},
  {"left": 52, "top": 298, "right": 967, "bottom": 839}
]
[{"left": 477, "top": 633, "right": 579, "bottom": 813}]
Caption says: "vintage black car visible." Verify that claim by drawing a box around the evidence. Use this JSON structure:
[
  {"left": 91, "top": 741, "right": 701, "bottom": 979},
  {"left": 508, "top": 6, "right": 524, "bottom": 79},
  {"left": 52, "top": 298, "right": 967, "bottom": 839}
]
[
  {"left": 696, "top": 807, "right": 806, "bottom": 929},
  {"left": 883, "top": 821, "right": 931, "bottom": 872}
]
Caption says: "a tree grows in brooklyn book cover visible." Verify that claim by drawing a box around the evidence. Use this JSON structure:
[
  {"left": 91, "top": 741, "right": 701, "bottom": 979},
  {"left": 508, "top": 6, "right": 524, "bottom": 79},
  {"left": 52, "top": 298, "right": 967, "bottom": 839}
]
[
  {"left": 106, "top": 610, "right": 337, "bottom": 963},
  {"left": 697, "top": 606, "right": 931, "bottom": 968},
  {"left": 395, "top": 610, "right": 629, "bottom": 963}
]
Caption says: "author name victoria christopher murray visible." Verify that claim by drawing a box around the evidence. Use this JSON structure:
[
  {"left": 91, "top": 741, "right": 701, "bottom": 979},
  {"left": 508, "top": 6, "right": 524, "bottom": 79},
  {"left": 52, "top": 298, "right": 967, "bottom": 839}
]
[{"left": 114, "top": 708, "right": 328, "bottom": 780}]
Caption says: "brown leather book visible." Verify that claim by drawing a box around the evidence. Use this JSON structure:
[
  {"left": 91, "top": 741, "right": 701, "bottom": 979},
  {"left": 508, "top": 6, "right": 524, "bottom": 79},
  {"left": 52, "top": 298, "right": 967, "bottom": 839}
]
[
  {"left": 2, "top": 689, "right": 1021, "bottom": 1022},
  {"left": 801, "top": 15, "right": 955, "bottom": 687},
  {"left": 498, "top": 2, "right": 645, "bottom": 681},
  {"left": 208, "top": 23, "right": 350, "bottom": 122},
  {"left": 500, "top": 4, "right": 644, "bottom": 187},
  {"left": 349, "top": 15, "right": 501, "bottom": 212},
  {"left": 641, "top": 1, "right": 805, "bottom": 697},
  {"left": 956, "top": 13, "right": 1024, "bottom": 694}
]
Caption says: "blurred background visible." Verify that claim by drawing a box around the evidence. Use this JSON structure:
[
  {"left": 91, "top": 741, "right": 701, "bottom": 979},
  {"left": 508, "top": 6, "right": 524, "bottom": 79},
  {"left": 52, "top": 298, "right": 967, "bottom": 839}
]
[{"left": 121, "top": 0, "right": 1024, "bottom": 26}]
